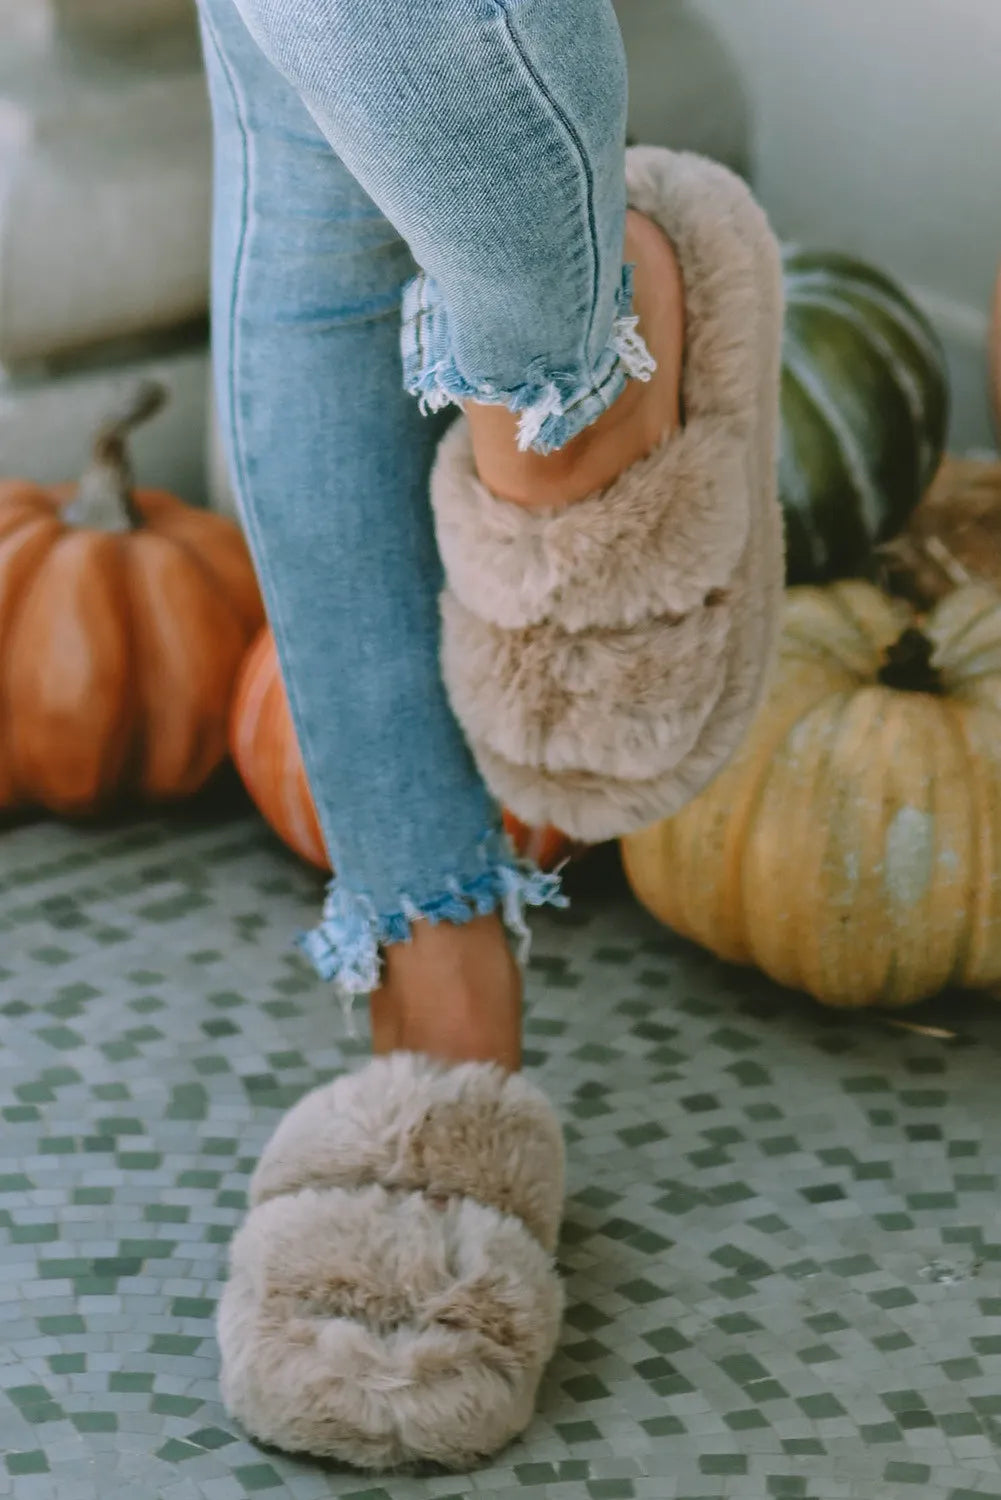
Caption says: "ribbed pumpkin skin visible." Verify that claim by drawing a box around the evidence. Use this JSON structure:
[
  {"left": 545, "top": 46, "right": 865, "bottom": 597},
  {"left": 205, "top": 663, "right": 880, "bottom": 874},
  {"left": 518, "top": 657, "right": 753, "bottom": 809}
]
[
  {"left": 622, "top": 581, "right": 1001, "bottom": 1009},
  {"left": 780, "top": 249, "right": 949, "bottom": 584},
  {"left": 0, "top": 482, "right": 264, "bottom": 814},
  {"left": 230, "top": 628, "right": 578, "bottom": 874}
]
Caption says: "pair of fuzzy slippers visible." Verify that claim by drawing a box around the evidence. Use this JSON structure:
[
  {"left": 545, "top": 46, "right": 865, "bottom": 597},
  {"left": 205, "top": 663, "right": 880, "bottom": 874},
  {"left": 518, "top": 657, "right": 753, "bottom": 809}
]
[{"left": 218, "top": 147, "right": 784, "bottom": 1470}]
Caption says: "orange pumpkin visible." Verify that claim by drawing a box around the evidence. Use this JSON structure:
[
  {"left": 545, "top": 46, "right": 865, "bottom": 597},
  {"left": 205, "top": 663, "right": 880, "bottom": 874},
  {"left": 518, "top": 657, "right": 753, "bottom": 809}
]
[
  {"left": 230, "top": 626, "right": 579, "bottom": 873},
  {"left": 0, "top": 383, "right": 264, "bottom": 814},
  {"left": 230, "top": 626, "right": 328, "bottom": 869}
]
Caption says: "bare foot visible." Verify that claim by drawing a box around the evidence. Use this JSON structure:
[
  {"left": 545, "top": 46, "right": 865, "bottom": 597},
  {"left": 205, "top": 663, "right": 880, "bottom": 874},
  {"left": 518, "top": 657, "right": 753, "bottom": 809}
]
[
  {"left": 369, "top": 914, "right": 522, "bottom": 1072},
  {"left": 469, "top": 209, "right": 685, "bottom": 509}
]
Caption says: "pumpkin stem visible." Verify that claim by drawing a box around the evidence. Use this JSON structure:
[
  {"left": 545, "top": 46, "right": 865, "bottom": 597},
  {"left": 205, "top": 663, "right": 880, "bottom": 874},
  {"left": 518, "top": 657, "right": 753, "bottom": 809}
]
[
  {"left": 878, "top": 626, "right": 943, "bottom": 694},
  {"left": 63, "top": 381, "right": 167, "bottom": 533}
]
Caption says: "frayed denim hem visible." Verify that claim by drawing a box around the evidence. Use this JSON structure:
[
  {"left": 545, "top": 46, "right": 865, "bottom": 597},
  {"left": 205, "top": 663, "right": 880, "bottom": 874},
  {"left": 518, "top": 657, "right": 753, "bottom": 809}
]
[
  {"left": 296, "top": 834, "right": 568, "bottom": 1007},
  {"left": 401, "top": 264, "right": 655, "bottom": 455}
]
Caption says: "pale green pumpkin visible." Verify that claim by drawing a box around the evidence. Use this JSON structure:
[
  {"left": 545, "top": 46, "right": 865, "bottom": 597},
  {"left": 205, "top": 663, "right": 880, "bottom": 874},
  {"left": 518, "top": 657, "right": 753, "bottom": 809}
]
[{"left": 780, "top": 248, "right": 949, "bottom": 584}]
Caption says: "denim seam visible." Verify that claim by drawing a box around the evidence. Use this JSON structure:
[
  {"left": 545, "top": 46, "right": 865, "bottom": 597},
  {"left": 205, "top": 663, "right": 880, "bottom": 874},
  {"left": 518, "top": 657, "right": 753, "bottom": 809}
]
[
  {"left": 200, "top": 5, "right": 344, "bottom": 882},
  {"left": 494, "top": 1, "right": 600, "bottom": 368}
]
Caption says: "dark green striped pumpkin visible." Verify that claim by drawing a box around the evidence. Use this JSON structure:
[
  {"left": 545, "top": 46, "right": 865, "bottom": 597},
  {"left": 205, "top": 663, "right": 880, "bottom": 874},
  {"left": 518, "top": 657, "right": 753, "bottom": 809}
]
[{"left": 780, "top": 248, "right": 949, "bottom": 584}]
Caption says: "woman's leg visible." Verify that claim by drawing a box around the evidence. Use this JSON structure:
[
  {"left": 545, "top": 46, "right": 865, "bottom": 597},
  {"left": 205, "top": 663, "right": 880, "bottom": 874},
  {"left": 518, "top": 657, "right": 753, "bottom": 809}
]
[
  {"left": 200, "top": 0, "right": 783, "bottom": 1469},
  {"left": 197, "top": 0, "right": 563, "bottom": 1070}
]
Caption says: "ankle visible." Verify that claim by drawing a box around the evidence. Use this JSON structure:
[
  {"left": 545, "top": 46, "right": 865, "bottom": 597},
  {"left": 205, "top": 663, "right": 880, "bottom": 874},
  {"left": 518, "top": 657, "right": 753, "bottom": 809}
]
[
  {"left": 468, "top": 208, "right": 684, "bottom": 509},
  {"left": 369, "top": 914, "right": 523, "bottom": 1072}
]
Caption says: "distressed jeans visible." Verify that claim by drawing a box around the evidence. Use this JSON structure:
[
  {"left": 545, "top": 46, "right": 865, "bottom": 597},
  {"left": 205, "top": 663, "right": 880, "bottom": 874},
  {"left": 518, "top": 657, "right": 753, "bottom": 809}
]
[{"left": 196, "top": 0, "right": 651, "bottom": 995}]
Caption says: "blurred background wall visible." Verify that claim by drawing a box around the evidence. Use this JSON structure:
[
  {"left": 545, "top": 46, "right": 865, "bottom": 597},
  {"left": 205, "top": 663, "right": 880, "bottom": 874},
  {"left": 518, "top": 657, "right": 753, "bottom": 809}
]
[
  {"left": 0, "top": 0, "right": 211, "bottom": 495},
  {"left": 0, "top": 0, "right": 996, "bottom": 507},
  {"left": 692, "top": 0, "right": 1001, "bottom": 451}
]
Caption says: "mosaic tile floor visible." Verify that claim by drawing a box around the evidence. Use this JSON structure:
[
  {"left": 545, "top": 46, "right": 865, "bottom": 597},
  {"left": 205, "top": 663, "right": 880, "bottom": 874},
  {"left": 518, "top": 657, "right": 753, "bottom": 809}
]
[{"left": 2, "top": 804, "right": 1001, "bottom": 1500}]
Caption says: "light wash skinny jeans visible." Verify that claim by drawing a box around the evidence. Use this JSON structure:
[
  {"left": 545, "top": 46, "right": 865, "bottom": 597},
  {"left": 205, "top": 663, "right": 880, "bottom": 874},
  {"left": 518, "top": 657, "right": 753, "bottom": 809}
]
[{"left": 197, "top": 0, "right": 651, "bottom": 995}]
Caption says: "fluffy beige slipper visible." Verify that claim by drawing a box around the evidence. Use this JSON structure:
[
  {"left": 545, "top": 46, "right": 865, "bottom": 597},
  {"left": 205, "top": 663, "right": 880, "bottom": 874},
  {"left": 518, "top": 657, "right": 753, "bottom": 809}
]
[
  {"left": 217, "top": 1053, "right": 565, "bottom": 1471},
  {"left": 433, "top": 146, "right": 785, "bottom": 842}
]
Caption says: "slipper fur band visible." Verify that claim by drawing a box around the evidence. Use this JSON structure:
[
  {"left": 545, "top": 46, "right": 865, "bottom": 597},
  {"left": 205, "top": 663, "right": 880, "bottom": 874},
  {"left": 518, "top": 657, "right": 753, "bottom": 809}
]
[
  {"left": 217, "top": 1054, "right": 565, "bottom": 1470},
  {"left": 434, "top": 147, "right": 785, "bottom": 842}
]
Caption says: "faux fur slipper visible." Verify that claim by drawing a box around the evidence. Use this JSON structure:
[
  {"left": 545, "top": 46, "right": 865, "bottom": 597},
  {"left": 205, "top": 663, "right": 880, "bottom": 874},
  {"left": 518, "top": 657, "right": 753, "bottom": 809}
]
[
  {"left": 217, "top": 1053, "right": 565, "bottom": 1471},
  {"left": 433, "top": 146, "right": 785, "bottom": 842}
]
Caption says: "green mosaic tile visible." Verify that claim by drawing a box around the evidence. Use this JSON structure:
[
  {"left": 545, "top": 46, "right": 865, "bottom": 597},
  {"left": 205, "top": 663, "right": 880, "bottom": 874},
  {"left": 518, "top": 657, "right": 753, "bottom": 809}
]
[
  {"left": 151, "top": 1394, "right": 202, "bottom": 1418},
  {"left": 70, "top": 1412, "right": 118, "bottom": 1433},
  {"left": 2, "top": 810, "right": 1001, "bottom": 1499},
  {"left": 157, "top": 1439, "right": 204, "bottom": 1463},
  {"left": 4, "top": 1453, "right": 49, "bottom": 1477},
  {"left": 724, "top": 1409, "right": 768, "bottom": 1432},
  {"left": 556, "top": 1420, "right": 602, "bottom": 1444},
  {"left": 37, "top": 1314, "right": 85, "bottom": 1336},
  {"left": 941, "top": 1412, "right": 982, "bottom": 1436},
  {"left": 886, "top": 1462, "right": 933, "bottom": 1484},
  {"left": 514, "top": 1463, "right": 557, "bottom": 1484},
  {"left": 108, "top": 1373, "right": 155, "bottom": 1393},
  {"left": 699, "top": 1455, "right": 747, "bottom": 1475},
  {"left": 234, "top": 1463, "right": 284, "bottom": 1491},
  {"left": 561, "top": 1375, "right": 610, "bottom": 1403}
]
